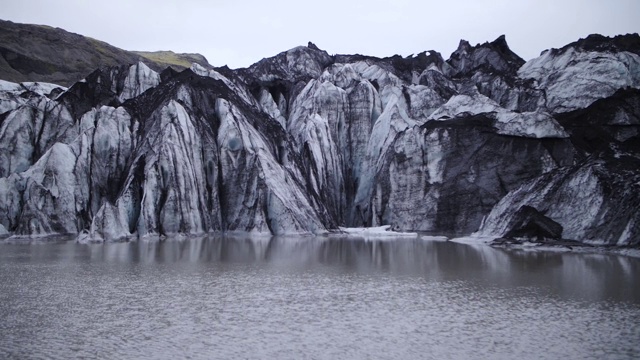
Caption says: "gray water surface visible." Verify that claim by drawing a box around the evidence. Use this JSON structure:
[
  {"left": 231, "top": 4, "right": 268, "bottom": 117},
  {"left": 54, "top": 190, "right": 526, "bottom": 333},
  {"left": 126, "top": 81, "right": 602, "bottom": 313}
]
[{"left": 1, "top": 236, "right": 639, "bottom": 359}]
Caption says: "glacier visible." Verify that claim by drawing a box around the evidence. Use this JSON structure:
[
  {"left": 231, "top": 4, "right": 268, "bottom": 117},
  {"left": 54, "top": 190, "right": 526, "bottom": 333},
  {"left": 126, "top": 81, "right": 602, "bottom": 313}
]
[{"left": 0, "top": 33, "right": 639, "bottom": 246}]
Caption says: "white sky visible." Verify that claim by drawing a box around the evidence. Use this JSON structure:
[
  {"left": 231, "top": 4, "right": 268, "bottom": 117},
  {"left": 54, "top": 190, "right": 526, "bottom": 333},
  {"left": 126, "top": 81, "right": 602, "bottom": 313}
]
[{"left": 3, "top": 0, "right": 640, "bottom": 68}]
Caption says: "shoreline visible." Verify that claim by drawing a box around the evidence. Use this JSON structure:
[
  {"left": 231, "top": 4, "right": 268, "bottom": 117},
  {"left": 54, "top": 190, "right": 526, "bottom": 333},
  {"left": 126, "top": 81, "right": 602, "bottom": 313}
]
[
  {"left": 2, "top": 230, "right": 639, "bottom": 258},
  {"left": 448, "top": 235, "right": 640, "bottom": 259}
]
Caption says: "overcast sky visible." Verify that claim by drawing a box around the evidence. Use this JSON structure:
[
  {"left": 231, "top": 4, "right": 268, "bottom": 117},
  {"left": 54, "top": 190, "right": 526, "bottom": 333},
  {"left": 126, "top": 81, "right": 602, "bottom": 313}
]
[{"left": 3, "top": 0, "right": 640, "bottom": 68}]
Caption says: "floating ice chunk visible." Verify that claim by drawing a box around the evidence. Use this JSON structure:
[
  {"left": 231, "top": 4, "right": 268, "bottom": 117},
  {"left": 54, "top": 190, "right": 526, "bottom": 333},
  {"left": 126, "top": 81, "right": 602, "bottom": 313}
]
[
  {"left": 448, "top": 236, "right": 494, "bottom": 245},
  {"left": 338, "top": 225, "right": 418, "bottom": 238},
  {"left": 421, "top": 235, "right": 448, "bottom": 241}
]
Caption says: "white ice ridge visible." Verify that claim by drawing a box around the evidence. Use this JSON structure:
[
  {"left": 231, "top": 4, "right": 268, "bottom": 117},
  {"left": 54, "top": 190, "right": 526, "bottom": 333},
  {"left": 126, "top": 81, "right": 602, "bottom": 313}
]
[
  {"left": 428, "top": 94, "right": 501, "bottom": 120},
  {"left": 428, "top": 94, "right": 569, "bottom": 138},
  {"left": 0, "top": 80, "right": 68, "bottom": 114},
  {"left": 0, "top": 79, "right": 67, "bottom": 95},
  {"left": 118, "top": 62, "right": 160, "bottom": 102},
  {"left": 519, "top": 48, "right": 640, "bottom": 112}
]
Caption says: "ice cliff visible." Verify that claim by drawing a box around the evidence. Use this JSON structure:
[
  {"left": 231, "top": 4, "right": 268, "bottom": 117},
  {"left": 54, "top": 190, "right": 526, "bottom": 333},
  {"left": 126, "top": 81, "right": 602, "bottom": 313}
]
[{"left": 0, "top": 33, "right": 639, "bottom": 245}]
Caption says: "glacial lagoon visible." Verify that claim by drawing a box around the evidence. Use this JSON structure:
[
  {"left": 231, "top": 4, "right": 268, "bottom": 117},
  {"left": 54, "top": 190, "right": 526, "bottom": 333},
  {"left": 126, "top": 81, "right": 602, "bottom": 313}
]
[{"left": 1, "top": 236, "right": 639, "bottom": 359}]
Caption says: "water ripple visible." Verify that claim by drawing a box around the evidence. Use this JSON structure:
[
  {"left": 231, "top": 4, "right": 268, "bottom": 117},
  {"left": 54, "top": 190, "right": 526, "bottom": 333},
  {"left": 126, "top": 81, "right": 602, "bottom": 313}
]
[{"left": 1, "top": 237, "right": 639, "bottom": 359}]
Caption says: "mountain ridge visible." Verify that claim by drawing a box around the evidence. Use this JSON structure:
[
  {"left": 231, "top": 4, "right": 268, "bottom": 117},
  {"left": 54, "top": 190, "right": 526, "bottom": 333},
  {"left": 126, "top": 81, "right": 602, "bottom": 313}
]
[{"left": 0, "top": 19, "right": 212, "bottom": 86}]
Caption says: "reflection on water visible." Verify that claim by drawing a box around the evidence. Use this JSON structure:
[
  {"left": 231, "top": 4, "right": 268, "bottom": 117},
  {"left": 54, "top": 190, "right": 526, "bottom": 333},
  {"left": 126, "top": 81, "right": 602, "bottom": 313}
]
[
  {"left": 13, "top": 235, "right": 639, "bottom": 302},
  {"left": 1, "top": 236, "right": 639, "bottom": 359}
]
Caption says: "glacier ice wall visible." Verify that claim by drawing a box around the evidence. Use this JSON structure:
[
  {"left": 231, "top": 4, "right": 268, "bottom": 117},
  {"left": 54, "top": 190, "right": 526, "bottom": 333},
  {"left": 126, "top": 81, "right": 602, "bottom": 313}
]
[{"left": 0, "top": 34, "right": 639, "bottom": 244}]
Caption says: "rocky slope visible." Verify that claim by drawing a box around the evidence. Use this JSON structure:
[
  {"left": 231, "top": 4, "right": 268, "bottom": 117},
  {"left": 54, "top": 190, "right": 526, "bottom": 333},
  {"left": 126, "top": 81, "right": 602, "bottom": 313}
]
[
  {"left": 0, "top": 30, "right": 639, "bottom": 245},
  {"left": 0, "top": 19, "right": 212, "bottom": 86}
]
